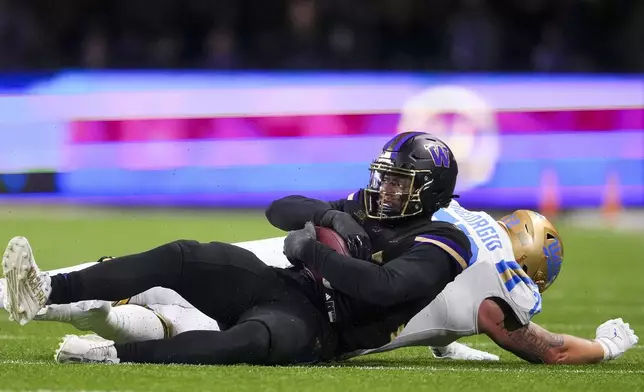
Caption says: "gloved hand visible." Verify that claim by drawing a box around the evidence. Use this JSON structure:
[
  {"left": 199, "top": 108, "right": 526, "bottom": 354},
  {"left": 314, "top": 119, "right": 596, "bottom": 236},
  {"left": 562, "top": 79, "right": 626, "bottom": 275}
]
[
  {"left": 283, "top": 221, "right": 317, "bottom": 266},
  {"left": 431, "top": 342, "right": 500, "bottom": 361},
  {"left": 320, "top": 210, "right": 371, "bottom": 260},
  {"left": 594, "top": 318, "right": 639, "bottom": 360}
]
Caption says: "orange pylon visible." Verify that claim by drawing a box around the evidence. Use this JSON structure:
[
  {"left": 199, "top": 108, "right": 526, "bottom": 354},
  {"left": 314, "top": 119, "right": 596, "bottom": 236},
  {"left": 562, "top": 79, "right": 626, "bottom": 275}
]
[
  {"left": 539, "top": 168, "right": 560, "bottom": 220},
  {"left": 602, "top": 171, "right": 622, "bottom": 228}
]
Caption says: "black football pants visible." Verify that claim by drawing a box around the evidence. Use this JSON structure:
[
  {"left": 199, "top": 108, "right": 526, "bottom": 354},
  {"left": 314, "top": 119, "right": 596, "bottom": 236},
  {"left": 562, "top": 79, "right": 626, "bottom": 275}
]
[{"left": 48, "top": 240, "right": 333, "bottom": 365}]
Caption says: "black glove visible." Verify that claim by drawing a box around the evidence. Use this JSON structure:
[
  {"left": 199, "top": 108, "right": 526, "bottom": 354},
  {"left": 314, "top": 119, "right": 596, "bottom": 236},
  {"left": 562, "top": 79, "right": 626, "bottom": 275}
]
[
  {"left": 320, "top": 210, "right": 372, "bottom": 260},
  {"left": 283, "top": 221, "right": 317, "bottom": 266}
]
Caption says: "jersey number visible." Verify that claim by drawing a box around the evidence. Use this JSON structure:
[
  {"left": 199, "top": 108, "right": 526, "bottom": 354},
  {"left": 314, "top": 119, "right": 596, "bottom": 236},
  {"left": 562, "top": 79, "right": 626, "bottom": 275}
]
[{"left": 496, "top": 259, "right": 532, "bottom": 292}]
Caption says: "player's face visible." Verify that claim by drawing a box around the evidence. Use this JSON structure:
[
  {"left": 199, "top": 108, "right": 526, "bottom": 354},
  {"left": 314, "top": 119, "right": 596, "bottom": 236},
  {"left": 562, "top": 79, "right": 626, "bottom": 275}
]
[{"left": 373, "top": 172, "right": 412, "bottom": 212}]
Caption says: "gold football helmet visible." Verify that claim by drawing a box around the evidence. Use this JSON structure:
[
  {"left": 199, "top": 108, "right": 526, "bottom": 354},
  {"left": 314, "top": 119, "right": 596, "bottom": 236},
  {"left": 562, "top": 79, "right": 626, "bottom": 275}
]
[{"left": 497, "top": 210, "right": 564, "bottom": 293}]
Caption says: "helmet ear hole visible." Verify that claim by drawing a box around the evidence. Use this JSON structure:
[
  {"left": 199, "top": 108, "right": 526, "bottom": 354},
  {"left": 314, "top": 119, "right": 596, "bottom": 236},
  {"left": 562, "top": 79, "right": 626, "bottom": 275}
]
[{"left": 522, "top": 265, "right": 529, "bottom": 273}]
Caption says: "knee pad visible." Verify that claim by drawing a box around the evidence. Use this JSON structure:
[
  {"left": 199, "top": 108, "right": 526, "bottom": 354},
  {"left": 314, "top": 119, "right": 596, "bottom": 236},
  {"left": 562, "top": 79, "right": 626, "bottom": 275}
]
[
  {"left": 239, "top": 306, "right": 324, "bottom": 365},
  {"left": 233, "top": 321, "right": 271, "bottom": 362}
]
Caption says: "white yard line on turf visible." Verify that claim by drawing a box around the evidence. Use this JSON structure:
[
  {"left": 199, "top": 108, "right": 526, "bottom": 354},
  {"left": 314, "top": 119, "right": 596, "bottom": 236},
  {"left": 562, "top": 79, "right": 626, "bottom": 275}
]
[
  {"left": 0, "top": 360, "right": 51, "bottom": 365},
  {"left": 463, "top": 342, "right": 644, "bottom": 350},
  {"left": 0, "top": 335, "right": 58, "bottom": 341},
  {"left": 1, "top": 360, "right": 642, "bottom": 374},
  {"left": 296, "top": 365, "right": 644, "bottom": 374},
  {"left": 0, "top": 335, "right": 29, "bottom": 340}
]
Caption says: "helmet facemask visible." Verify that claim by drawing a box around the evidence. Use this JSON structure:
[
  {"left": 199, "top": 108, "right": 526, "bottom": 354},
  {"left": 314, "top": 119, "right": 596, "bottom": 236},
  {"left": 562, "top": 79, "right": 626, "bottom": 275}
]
[{"left": 364, "top": 162, "right": 431, "bottom": 220}]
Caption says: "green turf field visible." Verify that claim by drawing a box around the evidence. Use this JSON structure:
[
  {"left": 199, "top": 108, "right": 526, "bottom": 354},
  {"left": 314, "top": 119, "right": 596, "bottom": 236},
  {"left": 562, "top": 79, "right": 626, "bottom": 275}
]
[{"left": 0, "top": 207, "right": 642, "bottom": 392}]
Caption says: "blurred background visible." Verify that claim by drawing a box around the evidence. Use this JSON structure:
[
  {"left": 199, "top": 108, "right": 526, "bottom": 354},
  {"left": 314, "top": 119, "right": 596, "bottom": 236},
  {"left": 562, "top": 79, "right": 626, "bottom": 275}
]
[
  {"left": 1, "top": 1, "right": 644, "bottom": 383},
  {"left": 0, "top": 0, "right": 642, "bottom": 231},
  {"left": 1, "top": 0, "right": 643, "bottom": 72}
]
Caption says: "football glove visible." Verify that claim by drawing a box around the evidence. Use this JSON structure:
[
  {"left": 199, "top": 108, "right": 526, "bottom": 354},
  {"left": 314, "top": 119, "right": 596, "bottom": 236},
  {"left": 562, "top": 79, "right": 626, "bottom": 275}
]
[
  {"left": 283, "top": 221, "right": 317, "bottom": 266},
  {"left": 320, "top": 210, "right": 371, "bottom": 260},
  {"left": 594, "top": 318, "right": 639, "bottom": 360}
]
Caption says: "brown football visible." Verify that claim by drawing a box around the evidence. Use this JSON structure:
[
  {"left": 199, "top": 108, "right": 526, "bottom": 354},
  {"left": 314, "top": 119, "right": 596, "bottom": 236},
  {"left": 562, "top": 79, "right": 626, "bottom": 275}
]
[{"left": 315, "top": 226, "right": 351, "bottom": 256}]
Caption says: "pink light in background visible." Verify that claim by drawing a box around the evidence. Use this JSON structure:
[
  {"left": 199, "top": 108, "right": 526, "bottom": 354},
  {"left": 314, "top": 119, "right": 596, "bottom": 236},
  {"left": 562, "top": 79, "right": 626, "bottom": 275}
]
[{"left": 68, "top": 108, "right": 644, "bottom": 143}]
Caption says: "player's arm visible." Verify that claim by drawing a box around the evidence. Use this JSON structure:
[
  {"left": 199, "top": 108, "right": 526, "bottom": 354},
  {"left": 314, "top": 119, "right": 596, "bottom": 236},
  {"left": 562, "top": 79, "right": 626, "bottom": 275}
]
[
  {"left": 291, "top": 224, "right": 469, "bottom": 307},
  {"left": 268, "top": 196, "right": 371, "bottom": 259},
  {"left": 478, "top": 298, "right": 638, "bottom": 364},
  {"left": 303, "top": 242, "right": 456, "bottom": 306},
  {"left": 265, "top": 195, "right": 346, "bottom": 231}
]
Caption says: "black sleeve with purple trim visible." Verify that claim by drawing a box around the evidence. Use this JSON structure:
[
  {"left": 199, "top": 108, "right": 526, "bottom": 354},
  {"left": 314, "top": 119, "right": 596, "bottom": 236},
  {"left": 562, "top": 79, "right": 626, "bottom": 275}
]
[
  {"left": 265, "top": 195, "right": 348, "bottom": 231},
  {"left": 299, "top": 225, "right": 471, "bottom": 307}
]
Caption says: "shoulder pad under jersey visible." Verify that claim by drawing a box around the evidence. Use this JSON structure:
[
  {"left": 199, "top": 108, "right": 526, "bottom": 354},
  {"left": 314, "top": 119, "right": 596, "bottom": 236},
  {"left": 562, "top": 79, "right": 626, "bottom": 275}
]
[{"left": 414, "top": 222, "right": 472, "bottom": 271}]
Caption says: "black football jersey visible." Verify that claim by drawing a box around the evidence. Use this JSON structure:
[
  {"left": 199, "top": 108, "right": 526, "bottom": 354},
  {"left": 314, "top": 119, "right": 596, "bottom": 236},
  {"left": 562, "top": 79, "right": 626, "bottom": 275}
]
[
  {"left": 266, "top": 191, "right": 471, "bottom": 355},
  {"left": 324, "top": 189, "right": 470, "bottom": 354}
]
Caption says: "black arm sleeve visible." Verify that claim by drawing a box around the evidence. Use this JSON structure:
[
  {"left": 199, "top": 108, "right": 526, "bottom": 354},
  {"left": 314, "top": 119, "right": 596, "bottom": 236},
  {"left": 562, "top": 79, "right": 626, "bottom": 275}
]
[
  {"left": 265, "top": 195, "right": 346, "bottom": 231},
  {"left": 300, "top": 241, "right": 456, "bottom": 307}
]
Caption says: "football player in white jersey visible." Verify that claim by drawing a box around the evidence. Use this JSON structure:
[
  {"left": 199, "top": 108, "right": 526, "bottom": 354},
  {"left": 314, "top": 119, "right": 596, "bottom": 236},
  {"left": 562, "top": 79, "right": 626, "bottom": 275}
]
[
  {"left": 0, "top": 206, "right": 637, "bottom": 364},
  {"left": 354, "top": 204, "right": 638, "bottom": 363}
]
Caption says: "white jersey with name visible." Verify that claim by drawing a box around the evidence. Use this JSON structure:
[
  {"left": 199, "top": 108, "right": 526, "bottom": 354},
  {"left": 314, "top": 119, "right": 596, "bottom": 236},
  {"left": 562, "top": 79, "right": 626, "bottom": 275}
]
[{"left": 358, "top": 200, "right": 542, "bottom": 354}]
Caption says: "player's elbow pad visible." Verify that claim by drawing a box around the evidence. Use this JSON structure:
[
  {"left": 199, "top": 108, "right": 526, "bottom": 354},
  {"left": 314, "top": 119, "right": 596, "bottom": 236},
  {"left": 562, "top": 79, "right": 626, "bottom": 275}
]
[
  {"left": 266, "top": 196, "right": 332, "bottom": 231},
  {"left": 265, "top": 198, "right": 295, "bottom": 230}
]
